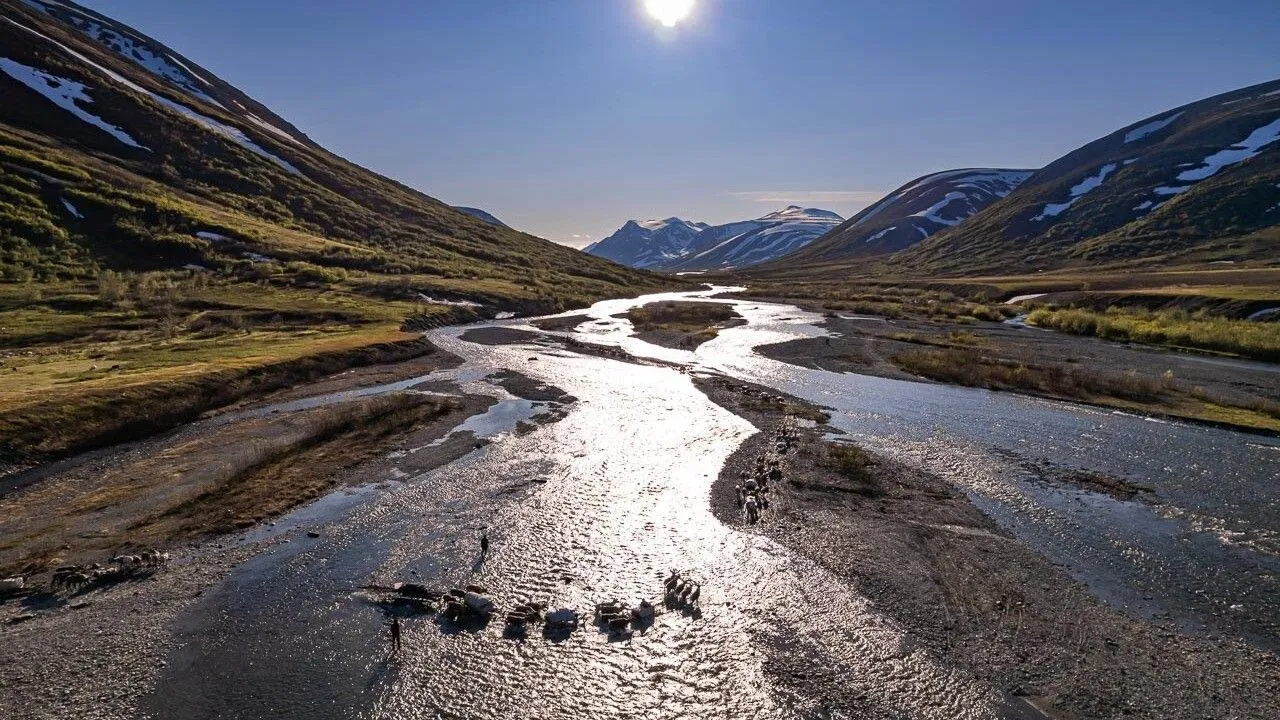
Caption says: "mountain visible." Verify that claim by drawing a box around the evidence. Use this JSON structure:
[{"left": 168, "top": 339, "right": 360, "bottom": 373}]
[
  {"left": 583, "top": 217, "right": 710, "bottom": 269},
  {"left": 0, "top": 0, "right": 661, "bottom": 308},
  {"left": 453, "top": 206, "right": 507, "bottom": 228},
  {"left": 892, "top": 79, "right": 1280, "bottom": 275},
  {"left": 587, "top": 207, "right": 842, "bottom": 271},
  {"left": 785, "top": 169, "right": 1035, "bottom": 262},
  {"left": 11, "top": 0, "right": 313, "bottom": 148}
]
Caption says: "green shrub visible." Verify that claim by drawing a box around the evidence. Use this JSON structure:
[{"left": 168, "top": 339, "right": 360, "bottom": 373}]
[{"left": 828, "top": 443, "right": 872, "bottom": 482}]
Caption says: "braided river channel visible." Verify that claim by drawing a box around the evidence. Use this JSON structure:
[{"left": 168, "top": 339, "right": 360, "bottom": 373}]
[{"left": 144, "top": 288, "right": 1279, "bottom": 719}]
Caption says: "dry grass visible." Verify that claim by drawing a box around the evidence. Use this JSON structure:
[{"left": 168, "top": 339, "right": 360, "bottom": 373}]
[
  {"left": 891, "top": 347, "right": 1280, "bottom": 433},
  {"left": 0, "top": 333, "right": 438, "bottom": 468},
  {"left": 828, "top": 443, "right": 873, "bottom": 483},
  {"left": 1027, "top": 307, "right": 1280, "bottom": 361},
  {"left": 126, "top": 392, "right": 457, "bottom": 541},
  {"left": 0, "top": 391, "right": 462, "bottom": 576},
  {"left": 626, "top": 301, "right": 738, "bottom": 332},
  {"left": 893, "top": 347, "right": 1171, "bottom": 401}
]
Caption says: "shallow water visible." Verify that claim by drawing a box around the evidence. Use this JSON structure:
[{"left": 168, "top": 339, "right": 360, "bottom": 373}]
[
  {"left": 564, "top": 290, "right": 1280, "bottom": 648},
  {"left": 145, "top": 289, "right": 1279, "bottom": 719}
]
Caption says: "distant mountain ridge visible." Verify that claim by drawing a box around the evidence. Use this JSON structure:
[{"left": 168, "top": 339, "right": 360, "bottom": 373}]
[
  {"left": 587, "top": 206, "right": 843, "bottom": 271},
  {"left": 453, "top": 206, "right": 507, "bottom": 228},
  {"left": 891, "top": 79, "right": 1280, "bottom": 274},
  {"left": 785, "top": 169, "right": 1035, "bottom": 263},
  {"left": 583, "top": 217, "right": 709, "bottom": 268}
]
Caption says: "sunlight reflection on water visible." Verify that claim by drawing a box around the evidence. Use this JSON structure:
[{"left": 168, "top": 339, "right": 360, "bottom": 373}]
[{"left": 147, "top": 287, "right": 1279, "bottom": 719}]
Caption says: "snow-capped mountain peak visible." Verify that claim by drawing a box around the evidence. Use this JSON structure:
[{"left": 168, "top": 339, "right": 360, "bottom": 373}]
[
  {"left": 586, "top": 207, "right": 843, "bottom": 271},
  {"left": 759, "top": 205, "right": 843, "bottom": 222},
  {"left": 584, "top": 215, "right": 709, "bottom": 268}
]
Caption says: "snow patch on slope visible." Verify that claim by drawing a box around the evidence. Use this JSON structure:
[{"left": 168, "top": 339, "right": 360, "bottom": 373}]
[
  {"left": 0, "top": 57, "right": 145, "bottom": 148},
  {"left": 1128, "top": 117, "right": 1280, "bottom": 211},
  {"left": 3, "top": 18, "right": 300, "bottom": 174},
  {"left": 21, "top": 0, "right": 223, "bottom": 107},
  {"left": 147, "top": 93, "right": 302, "bottom": 174},
  {"left": 911, "top": 191, "right": 968, "bottom": 226},
  {"left": 865, "top": 226, "right": 896, "bottom": 243},
  {"left": 245, "top": 114, "right": 302, "bottom": 146},
  {"left": 1124, "top": 112, "right": 1183, "bottom": 143},
  {"left": 852, "top": 168, "right": 1032, "bottom": 230},
  {"left": 1032, "top": 162, "right": 1117, "bottom": 221},
  {"left": 1176, "top": 117, "right": 1280, "bottom": 182},
  {"left": 60, "top": 197, "right": 83, "bottom": 217}
]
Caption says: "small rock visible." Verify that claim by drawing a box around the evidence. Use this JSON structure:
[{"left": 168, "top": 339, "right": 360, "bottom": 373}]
[
  {"left": 8, "top": 612, "right": 38, "bottom": 624},
  {"left": 306, "top": 531, "right": 321, "bottom": 539}
]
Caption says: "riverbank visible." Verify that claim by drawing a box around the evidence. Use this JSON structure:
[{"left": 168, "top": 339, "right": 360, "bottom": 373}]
[
  {"left": 0, "top": 347, "right": 492, "bottom": 575},
  {"left": 0, "top": 360, "right": 577, "bottom": 720},
  {"left": 754, "top": 311, "right": 1280, "bottom": 434},
  {"left": 0, "top": 338, "right": 577, "bottom": 580},
  {"left": 694, "top": 373, "right": 1280, "bottom": 720},
  {"left": 0, "top": 332, "right": 452, "bottom": 475}
]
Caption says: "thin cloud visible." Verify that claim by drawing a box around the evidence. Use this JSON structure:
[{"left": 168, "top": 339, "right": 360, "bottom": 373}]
[{"left": 729, "top": 190, "right": 884, "bottom": 204}]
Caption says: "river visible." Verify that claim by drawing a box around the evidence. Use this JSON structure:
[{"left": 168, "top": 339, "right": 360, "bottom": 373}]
[{"left": 143, "top": 288, "right": 1279, "bottom": 719}]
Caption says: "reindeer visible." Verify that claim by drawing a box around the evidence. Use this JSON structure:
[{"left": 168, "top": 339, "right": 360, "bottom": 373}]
[
  {"left": 663, "top": 571, "right": 681, "bottom": 594},
  {"left": 53, "top": 571, "right": 91, "bottom": 590}
]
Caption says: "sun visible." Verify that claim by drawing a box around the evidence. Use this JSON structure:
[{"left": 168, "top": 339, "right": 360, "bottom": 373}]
[{"left": 644, "top": 0, "right": 695, "bottom": 27}]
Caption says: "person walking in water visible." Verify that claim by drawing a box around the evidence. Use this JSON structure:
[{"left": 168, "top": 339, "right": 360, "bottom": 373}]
[
  {"left": 390, "top": 616, "right": 402, "bottom": 652},
  {"left": 480, "top": 531, "right": 490, "bottom": 556}
]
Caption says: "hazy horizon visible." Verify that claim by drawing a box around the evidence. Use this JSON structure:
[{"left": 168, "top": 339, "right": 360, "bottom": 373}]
[{"left": 80, "top": 0, "right": 1280, "bottom": 248}]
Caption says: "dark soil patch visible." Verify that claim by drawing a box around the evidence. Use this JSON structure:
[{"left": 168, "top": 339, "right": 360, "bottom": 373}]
[{"left": 529, "top": 314, "right": 592, "bottom": 332}]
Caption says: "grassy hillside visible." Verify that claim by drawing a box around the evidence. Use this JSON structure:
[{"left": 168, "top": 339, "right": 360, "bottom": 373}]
[{"left": 0, "top": 0, "right": 680, "bottom": 468}]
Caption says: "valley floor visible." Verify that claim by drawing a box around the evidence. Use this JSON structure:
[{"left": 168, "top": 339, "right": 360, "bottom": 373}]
[
  {"left": 0, "top": 292, "right": 1276, "bottom": 719},
  {"left": 750, "top": 305, "right": 1280, "bottom": 434}
]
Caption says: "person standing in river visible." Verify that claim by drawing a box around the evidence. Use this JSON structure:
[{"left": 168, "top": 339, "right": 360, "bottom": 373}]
[{"left": 389, "top": 616, "right": 402, "bottom": 652}]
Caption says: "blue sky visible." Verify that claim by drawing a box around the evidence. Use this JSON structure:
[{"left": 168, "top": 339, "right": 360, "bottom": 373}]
[{"left": 83, "top": 0, "right": 1280, "bottom": 247}]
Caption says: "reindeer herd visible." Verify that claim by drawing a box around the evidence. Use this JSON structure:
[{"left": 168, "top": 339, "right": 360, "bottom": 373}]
[
  {"left": 1, "top": 548, "right": 172, "bottom": 601},
  {"left": 48, "top": 549, "right": 171, "bottom": 591},
  {"left": 734, "top": 419, "right": 799, "bottom": 523},
  {"left": 375, "top": 568, "right": 704, "bottom": 642}
]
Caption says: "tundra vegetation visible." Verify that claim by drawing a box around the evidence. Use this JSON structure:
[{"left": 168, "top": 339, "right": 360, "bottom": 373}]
[
  {"left": 0, "top": 127, "right": 677, "bottom": 468},
  {"left": 1025, "top": 306, "right": 1280, "bottom": 361},
  {"left": 623, "top": 300, "right": 744, "bottom": 349},
  {"left": 0, "top": 391, "right": 462, "bottom": 576}
]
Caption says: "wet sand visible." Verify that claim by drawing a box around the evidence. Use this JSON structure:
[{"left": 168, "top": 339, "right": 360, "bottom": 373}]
[{"left": 695, "top": 374, "right": 1280, "bottom": 720}]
